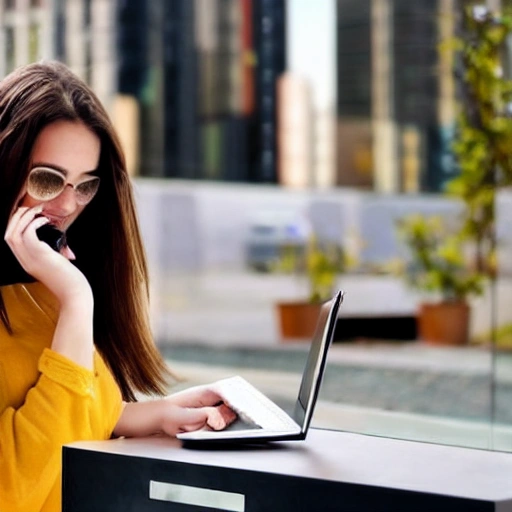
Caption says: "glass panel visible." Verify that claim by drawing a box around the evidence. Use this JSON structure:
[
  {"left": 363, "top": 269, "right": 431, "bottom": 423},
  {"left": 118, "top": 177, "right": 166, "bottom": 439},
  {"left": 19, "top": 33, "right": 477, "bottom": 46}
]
[
  {"left": 495, "top": 190, "right": 512, "bottom": 452},
  {"left": 1, "top": 0, "right": 510, "bottom": 454},
  {"left": 141, "top": 0, "right": 505, "bottom": 453}
]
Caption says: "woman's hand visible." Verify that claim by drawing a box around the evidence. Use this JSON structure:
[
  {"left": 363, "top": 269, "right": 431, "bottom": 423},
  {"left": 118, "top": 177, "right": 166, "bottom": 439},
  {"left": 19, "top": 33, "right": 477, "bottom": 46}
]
[
  {"left": 5, "top": 205, "right": 95, "bottom": 368},
  {"left": 113, "top": 390, "right": 238, "bottom": 438},
  {"left": 165, "top": 384, "right": 230, "bottom": 409},
  {"left": 4, "top": 205, "right": 91, "bottom": 305},
  {"left": 161, "top": 402, "right": 237, "bottom": 436}
]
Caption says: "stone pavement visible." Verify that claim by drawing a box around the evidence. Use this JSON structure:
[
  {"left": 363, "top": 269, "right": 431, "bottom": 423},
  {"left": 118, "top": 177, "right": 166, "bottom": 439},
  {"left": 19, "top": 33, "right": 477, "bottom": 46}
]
[
  {"left": 160, "top": 343, "right": 512, "bottom": 453},
  {"left": 160, "top": 342, "right": 512, "bottom": 424}
]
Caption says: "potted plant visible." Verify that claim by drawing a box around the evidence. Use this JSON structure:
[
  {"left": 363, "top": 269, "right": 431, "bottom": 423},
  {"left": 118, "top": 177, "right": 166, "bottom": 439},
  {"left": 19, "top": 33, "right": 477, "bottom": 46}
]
[
  {"left": 396, "top": 214, "right": 485, "bottom": 345},
  {"left": 396, "top": 4, "right": 512, "bottom": 346},
  {"left": 274, "top": 235, "right": 345, "bottom": 341},
  {"left": 412, "top": 4, "right": 512, "bottom": 346}
]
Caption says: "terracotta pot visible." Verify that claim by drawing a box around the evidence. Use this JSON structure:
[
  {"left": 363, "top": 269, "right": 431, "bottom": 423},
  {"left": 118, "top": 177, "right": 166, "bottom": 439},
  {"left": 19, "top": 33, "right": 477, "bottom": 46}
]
[
  {"left": 276, "top": 301, "right": 322, "bottom": 342},
  {"left": 417, "top": 301, "right": 470, "bottom": 346}
]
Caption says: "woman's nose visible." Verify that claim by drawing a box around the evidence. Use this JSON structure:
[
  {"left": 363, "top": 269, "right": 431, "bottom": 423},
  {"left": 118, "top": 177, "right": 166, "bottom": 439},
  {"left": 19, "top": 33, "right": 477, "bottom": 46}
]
[{"left": 47, "top": 185, "right": 79, "bottom": 214}]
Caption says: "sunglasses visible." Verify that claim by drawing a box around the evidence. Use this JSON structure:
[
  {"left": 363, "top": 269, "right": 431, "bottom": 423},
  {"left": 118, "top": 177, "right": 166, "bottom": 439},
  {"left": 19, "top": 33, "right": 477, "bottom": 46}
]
[{"left": 27, "top": 166, "right": 100, "bottom": 206}]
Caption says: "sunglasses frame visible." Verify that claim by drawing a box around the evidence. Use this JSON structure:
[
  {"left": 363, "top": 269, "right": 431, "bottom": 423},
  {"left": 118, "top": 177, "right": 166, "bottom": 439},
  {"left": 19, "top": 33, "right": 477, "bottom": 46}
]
[{"left": 27, "top": 166, "right": 100, "bottom": 206}]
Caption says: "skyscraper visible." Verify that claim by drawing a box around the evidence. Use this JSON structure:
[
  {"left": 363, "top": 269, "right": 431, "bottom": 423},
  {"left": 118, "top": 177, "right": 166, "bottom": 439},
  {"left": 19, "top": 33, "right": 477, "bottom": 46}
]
[
  {"left": 116, "top": 0, "right": 286, "bottom": 183},
  {"left": 336, "top": 0, "right": 458, "bottom": 192}
]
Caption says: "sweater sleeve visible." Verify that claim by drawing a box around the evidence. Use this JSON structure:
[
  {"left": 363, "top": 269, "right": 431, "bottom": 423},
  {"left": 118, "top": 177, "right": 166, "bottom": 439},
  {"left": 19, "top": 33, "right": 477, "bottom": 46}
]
[{"left": 0, "top": 348, "right": 122, "bottom": 512}]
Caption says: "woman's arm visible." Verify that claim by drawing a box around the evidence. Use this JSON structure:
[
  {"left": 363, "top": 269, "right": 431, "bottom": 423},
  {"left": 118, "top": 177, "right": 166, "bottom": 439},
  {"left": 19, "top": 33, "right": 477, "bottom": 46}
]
[
  {"left": 114, "top": 387, "right": 237, "bottom": 437},
  {"left": 0, "top": 350, "right": 122, "bottom": 511},
  {"left": 1, "top": 206, "right": 115, "bottom": 510},
  {"left": 51, "top": 291, "right": 94, "bottom": 369},
  {"left": 5, "top": 205, "right": 95, "bottom": 369}
]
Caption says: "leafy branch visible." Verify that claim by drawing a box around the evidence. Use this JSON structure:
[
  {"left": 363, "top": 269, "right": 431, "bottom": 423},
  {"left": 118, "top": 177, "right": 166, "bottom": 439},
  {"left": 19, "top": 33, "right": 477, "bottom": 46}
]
[{"left": 445, "top": 4, "right": 512, "bottom": 274}]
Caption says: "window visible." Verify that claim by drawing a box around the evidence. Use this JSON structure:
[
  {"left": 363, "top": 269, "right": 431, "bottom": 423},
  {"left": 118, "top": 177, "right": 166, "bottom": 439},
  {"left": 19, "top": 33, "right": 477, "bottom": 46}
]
[
  {"left": 5, "top": 26, "right": 15, "bottom": 74},
  {"left": 28, "top": 23, "right": 40, "bottom": 63}
]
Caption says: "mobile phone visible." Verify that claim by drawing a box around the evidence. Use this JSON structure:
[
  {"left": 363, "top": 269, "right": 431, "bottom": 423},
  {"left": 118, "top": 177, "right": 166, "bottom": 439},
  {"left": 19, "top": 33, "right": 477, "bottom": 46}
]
[{"left": 36, "top": 224, "right": 67, "bottom": 252}]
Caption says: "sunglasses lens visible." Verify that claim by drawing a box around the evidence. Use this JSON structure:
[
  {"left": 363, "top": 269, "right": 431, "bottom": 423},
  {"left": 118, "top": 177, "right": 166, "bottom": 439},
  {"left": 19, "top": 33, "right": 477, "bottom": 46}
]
[
  {"left": 27, "top": 168, "right": 100, "bottom": 205},
  {"left": 27, "top": 168, "right": 65, "bottom": 201},
  {"left": 75, "top": 177, "right": 100, "bottom": 204}
]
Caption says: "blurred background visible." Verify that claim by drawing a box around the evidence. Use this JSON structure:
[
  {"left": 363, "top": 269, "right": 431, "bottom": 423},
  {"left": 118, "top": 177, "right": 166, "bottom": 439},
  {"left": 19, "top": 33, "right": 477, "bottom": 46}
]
[{"left": 2, "top": 0, "right": 512, "bottom": 452}]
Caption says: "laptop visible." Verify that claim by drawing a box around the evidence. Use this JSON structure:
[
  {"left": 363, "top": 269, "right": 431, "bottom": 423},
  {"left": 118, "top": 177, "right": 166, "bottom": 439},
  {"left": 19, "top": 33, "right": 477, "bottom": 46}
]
[{"left": 177, "top": 290, "right": 344, "bottom": 445}]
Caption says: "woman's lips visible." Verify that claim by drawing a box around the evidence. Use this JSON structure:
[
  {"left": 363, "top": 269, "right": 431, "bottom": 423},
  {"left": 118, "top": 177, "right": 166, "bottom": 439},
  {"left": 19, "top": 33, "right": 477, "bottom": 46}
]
[{"left": 42, "top": 215, "right": 67, "bottom": 231}]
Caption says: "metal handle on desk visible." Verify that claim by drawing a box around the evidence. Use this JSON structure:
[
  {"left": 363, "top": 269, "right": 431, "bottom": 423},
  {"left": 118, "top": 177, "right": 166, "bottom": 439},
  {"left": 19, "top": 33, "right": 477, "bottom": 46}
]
[{"left": 149, "top": 480, "right": 245, "bottom": 511}]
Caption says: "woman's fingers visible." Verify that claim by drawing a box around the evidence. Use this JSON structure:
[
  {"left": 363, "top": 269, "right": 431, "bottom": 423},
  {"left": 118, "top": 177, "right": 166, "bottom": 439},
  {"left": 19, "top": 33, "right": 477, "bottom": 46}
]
[
  {"left": 165, "top": 386, "right": 238, "bottom": 433},
  {"left": 4, "top": 205, "right": 45, "bottom": 245},
  {"left": 26, "top": 215, "right": 51, "bottom": 239},
  {"left": 185, "top": 404, "right": 237, "bottom": 432},
  {"left": 166, "top": 385, "right": 225, "bottom": 408},
  {"left": 4, "top": 206, "right": 30, "bottom": 240},
  {"left": 177, "top": 409, "right": 210, "bottom": 433},
  {"left": 206, "top": 403, "right": 237, "bottom": 431},
  {"left": 60, "top": 245, "right": 76, "bottom": 260},
  {"left": 4, "top": 207, "right": 53, "bottom": 267},
  {"left": 4, "top": 207, "right": 91, "bottom": 305},
  {"left": 170, "top": 403, "right": 237, "bottom": 435}
]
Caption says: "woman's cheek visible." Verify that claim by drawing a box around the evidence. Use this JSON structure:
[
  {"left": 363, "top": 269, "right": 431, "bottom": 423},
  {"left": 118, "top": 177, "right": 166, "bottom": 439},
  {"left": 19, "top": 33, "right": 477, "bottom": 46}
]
[{"left": 17, "top": 192, "right": 40, "bottom": 209}]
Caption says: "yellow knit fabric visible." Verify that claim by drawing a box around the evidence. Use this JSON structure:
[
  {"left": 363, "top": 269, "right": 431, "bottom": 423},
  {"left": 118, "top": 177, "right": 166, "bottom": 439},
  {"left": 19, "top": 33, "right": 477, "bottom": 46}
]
[{"left": 0, "top": 282, "right": 123, "bottom": 512}]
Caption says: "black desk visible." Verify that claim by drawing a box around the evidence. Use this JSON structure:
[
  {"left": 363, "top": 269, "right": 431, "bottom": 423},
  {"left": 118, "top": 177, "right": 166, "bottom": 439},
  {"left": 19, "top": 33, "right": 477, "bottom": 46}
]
[{"left": 63, "top": 428, "right": 512, "bottom": 511}]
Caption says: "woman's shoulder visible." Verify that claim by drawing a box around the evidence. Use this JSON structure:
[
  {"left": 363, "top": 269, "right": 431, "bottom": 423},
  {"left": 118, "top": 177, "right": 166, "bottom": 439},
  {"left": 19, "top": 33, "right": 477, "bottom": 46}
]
[
  {"left": 0, "top": 283, "right": 58, "bottom": 352},
  {"left": 2, "top": 282, "right": 59, "bottom": 322}
]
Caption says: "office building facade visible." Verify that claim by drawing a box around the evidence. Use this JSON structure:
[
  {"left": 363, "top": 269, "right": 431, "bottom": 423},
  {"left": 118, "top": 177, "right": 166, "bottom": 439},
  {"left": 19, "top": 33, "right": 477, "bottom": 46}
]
[
  {"left": 336, "top": 0, "right": 461, "bottom": 193},
  {"left": 116, "top": 0, "right": 286, "bottom": 183},
  {"left": 1, "top": 0, "right": 485, "bottom": 192}
]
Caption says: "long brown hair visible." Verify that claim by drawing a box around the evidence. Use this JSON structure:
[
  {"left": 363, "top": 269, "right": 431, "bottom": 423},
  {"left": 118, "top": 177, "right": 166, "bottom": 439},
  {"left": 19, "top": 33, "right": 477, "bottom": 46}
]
[{"left": 0, "top": 61, "right": 171, "bottom": 401}]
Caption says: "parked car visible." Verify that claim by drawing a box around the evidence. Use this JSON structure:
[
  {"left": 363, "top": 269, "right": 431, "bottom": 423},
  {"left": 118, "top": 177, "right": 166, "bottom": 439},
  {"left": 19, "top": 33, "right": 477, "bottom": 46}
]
[{"left": 244, "top": 210, "right": 309, "bottom": 272}]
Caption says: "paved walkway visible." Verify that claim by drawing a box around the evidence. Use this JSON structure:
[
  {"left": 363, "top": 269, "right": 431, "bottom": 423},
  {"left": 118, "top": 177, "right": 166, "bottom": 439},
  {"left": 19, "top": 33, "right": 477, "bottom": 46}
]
[{"left": 161, "top": 342, "right": 512, "bottom": 424}]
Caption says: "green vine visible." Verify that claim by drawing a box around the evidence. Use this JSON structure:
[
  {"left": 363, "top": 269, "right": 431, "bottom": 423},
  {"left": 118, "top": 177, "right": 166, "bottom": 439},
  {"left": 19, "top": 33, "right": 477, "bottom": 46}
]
[
  {"left": 445, "top": 4, "right": 512, "bottom": 274},
  {"left": 397, "top": 4, "right": 512, "bottom": 303}
]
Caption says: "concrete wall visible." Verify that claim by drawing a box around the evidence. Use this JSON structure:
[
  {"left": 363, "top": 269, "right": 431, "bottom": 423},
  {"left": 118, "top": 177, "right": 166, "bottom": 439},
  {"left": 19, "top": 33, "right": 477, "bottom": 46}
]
[{"left": 132, "top": 178, "right": 465, "bottom": 273}]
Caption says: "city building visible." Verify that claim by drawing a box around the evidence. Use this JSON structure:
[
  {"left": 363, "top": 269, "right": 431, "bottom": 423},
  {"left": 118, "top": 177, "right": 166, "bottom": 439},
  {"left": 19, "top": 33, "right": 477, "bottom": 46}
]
[
  {"left": 336, "top": 0, "right": 459, "bottom": 193},
  {"left": 0, "top": 0, "right": 489, "bottom": 192},
  {"left": 0, "top": 0, "right": 116, "bottom": 108},
  {"left": 116, "top": 0, "right": 286, "bottom": 183}
]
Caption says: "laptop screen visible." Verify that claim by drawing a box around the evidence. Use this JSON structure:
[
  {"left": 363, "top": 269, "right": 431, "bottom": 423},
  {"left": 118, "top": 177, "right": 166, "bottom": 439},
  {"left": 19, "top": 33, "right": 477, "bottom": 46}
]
[{"left": 292, "top": 291, "right": 343, "bottom": 432}]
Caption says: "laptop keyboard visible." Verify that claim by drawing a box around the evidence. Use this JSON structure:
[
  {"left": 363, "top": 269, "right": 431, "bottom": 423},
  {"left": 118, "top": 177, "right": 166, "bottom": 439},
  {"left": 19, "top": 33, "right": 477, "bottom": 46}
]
[{"left": 213, "top": 376, "right": 299, "bottom": 431}]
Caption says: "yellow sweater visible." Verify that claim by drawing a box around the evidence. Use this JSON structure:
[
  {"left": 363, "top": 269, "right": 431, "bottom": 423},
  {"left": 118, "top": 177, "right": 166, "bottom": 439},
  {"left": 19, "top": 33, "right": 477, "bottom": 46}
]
[{"left": 0, "top": 282, "right": 123, "bottom": 512}]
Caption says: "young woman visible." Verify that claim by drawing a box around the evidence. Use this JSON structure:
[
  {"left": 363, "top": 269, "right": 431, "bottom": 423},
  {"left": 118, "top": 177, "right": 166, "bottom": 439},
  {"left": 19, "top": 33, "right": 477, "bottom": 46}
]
[{"left": 0, "top": 61, "right": 236, "bottom": 512}]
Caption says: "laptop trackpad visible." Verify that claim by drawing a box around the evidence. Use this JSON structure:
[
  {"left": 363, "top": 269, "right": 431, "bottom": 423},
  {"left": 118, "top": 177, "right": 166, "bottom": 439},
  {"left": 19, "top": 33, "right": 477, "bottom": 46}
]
[{"left": 223, "top": 417, "right": 263, "bottom": 432}]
